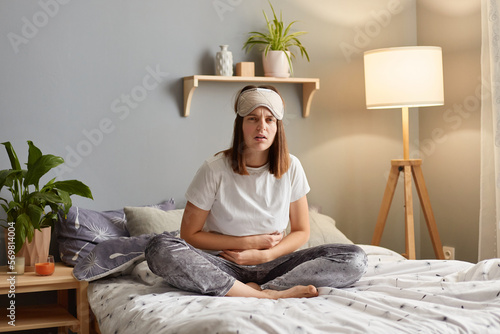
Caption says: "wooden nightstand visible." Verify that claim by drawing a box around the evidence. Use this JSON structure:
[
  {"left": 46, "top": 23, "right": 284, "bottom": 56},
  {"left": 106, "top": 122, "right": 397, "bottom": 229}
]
[{"left": 0, "top": 262, "right": 89, "bottom": 333}]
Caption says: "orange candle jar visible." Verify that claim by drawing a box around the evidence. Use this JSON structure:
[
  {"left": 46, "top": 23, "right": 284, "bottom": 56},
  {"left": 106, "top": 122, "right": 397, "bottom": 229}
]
[
  {"left": 35, "top": 255, "right": 55, "bottom": 276},
  {"left": 35, "top": 262, "right": 55, "bottom": 275}
]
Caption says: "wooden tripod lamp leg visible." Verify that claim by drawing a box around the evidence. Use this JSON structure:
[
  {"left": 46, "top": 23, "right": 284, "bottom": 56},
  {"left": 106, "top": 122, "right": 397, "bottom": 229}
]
[
  {"left": 411, "top": 163, "right": 445, "bottom": 259},
  {"left": 372, "top": 164, "right": 401, "bottom": 245},
  {"left": 372, "top": 109, "right": 444, "bottom": 260},
  {"left": 403, "top": 165, "right": 416, "bottom": 260}
]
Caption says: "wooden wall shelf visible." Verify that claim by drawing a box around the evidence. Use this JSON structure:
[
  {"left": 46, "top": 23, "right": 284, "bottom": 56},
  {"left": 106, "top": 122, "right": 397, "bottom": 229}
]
[{"left": 183, "top": 75, "right": 320, "bottom": 118}]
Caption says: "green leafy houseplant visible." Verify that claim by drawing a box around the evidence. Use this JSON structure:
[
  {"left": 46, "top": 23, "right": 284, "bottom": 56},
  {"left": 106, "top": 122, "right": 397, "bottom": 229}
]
[
  {"left": 243, "top": 1, "right": 310, "bottom": 76},
  {"left": 0, "top": 141, "right": 93, "bottom": 253}
]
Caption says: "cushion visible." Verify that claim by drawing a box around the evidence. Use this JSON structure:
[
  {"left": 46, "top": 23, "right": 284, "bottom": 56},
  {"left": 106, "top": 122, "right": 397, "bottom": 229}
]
[
  {"left": 286, "top": 209, "right": 354, "bottom": 249},
  {"left": 125, "top": 206, "right": 351, "bottom": 248},
  {"left": 72, "top": 208, "right": 352, "bottom": 281},
  {"left": 72, "top": 233, "right": 155, "bottom": 281},
  {"left": 56, "top": 199, "right": 175, "bottom": 266},
  {"left": 125, "top": 207, "right": 184, "bottom": 236}
]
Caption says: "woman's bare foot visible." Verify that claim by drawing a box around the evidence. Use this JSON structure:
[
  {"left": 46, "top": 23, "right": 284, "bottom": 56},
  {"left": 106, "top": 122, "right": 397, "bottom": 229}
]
[
  {"left": 263, "top": 285, "right": 318, "bottom": 299},
  {"left": 226, "top": 281, "right": 318, "bottom": 299}
]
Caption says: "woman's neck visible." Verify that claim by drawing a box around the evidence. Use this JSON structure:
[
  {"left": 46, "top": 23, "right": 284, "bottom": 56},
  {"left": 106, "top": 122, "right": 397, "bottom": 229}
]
[{"left": 245, "top": 150, "right": 269, "bottom": 168}]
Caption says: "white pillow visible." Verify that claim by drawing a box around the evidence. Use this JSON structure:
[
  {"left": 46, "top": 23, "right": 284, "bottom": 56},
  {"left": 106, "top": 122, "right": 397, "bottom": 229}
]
[
  {"left": 287, "top": 210, "right": 353, "bottom": 249},
  {"left": 125, "top": 207, "right": 353, "bottom": 249}
]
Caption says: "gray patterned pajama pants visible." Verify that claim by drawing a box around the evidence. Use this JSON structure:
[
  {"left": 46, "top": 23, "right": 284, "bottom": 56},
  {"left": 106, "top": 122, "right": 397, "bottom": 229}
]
[{"left": 145, "top": 232, "right": 368, "bottom": 296}]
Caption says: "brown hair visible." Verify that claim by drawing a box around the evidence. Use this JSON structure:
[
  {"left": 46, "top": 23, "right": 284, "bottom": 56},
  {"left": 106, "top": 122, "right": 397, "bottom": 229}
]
[{"left": 221, "top": 85, "right": 290, "bottom": 179}]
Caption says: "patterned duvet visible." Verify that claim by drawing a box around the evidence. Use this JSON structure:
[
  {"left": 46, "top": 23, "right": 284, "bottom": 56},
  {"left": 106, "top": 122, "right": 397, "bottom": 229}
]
[{"left": 88, "top": 245, "right": 500, "bottom": 334}]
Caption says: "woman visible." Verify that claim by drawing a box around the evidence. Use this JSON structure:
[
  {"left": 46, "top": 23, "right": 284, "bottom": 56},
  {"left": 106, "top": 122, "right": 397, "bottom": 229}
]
[{"left": 145, "top": 85, "right": 367, "bottom": 299}]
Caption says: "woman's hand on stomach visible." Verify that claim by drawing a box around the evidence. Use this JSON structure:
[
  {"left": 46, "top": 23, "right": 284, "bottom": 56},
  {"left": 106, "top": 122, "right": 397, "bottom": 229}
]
[{"left": 219, "top": 249, "right": 271, "bottom": 265}]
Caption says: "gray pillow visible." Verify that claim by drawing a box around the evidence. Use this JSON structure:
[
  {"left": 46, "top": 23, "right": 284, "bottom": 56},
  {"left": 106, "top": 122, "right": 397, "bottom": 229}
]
[
  {"left": 56, "top": 199, "right": 176, "bottom": 266},
  {"left": 125, "top": 207, "right": 184, "bottom": 236},
  {"left": 72, "top": 234, "right": 155, "bottom": 281}
]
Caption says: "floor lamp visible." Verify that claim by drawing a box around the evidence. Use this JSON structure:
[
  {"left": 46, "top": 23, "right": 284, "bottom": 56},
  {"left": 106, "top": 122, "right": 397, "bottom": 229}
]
[{"left": 363, "top": 46, "right": 445, "bottom": 260}]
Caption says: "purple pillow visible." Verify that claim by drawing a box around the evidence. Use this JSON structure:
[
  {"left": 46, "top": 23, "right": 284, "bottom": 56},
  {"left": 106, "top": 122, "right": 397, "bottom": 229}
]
[
  {"left": 72, "top": 234, "right": 155, "bottom": 281},
  {"left": 56, "top": 199, "right": 175, "bottom": 266}
]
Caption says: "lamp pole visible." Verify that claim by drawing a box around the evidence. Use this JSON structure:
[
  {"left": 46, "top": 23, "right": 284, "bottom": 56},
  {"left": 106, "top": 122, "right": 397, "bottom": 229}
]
[{"left": 402, "top": 106, "right": 410, "bottom": 160}]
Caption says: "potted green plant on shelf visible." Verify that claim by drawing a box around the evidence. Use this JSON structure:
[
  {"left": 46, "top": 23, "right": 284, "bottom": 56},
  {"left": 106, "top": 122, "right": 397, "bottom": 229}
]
[
  {"left": 0, "top": 141, "right": 93, "bottom": 266},
  {"left": 243, "top": 1, "right": 310, "bottom": 78}
]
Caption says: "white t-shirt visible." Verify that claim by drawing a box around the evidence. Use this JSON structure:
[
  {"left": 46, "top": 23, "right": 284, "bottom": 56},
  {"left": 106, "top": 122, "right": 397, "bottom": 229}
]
[{"left": 185, "top": 153, "right": 310, "bottom": 237}]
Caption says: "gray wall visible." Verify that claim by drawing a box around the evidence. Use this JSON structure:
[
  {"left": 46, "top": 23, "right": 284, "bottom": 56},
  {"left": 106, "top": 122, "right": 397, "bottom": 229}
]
[
  {"left": 0, "top": 0, "right": 480, "bottom": 262},
  {"left": 417, "top": 0, "right": 481, "bottom": 262}
]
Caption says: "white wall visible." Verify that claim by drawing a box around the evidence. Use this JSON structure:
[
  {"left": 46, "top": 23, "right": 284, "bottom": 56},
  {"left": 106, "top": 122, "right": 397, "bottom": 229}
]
[{"left": 9, "top": 0, "right": 476, "bottom": 263}]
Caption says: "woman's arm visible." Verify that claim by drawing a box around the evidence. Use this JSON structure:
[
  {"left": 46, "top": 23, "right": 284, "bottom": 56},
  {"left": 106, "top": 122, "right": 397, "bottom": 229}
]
[
  {"left": 220, "top": 195, "right": 310, "bottom": 265},
  {"left": 180, "top": 201, "right": 283, "bottom": 251}
]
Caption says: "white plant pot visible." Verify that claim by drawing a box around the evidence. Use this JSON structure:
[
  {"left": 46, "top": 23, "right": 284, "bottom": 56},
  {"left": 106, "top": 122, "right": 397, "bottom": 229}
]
[{"left": 262, "top": 50, "right": 291, "bottom": 78}]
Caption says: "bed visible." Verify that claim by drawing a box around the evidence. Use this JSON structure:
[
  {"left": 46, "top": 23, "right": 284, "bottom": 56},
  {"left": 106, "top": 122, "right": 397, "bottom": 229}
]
[{"left": 56, "top": 201, "right": 500, "bottom": 334}]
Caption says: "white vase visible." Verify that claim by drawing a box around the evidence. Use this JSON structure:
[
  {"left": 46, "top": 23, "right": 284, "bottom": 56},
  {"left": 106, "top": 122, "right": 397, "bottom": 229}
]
[
  {"left": 216, "top": 45, "right": 233, "bottom": 76},
  {"left": 262, "top": 50, "right": 291, "bottom": 78}
]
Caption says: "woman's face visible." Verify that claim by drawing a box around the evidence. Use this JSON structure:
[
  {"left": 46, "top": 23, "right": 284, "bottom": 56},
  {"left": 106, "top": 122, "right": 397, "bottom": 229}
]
[{"left": 242, "top": 107, "right": 277, "bottom": 157}]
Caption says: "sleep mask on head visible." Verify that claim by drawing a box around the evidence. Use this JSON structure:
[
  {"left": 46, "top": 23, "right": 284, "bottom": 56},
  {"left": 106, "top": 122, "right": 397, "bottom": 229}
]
[{"left": 236, "top": 88, "right": 284, "bottom": 120}]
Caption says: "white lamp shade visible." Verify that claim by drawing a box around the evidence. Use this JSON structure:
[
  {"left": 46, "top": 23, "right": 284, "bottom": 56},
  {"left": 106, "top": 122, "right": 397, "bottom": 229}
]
[{"left": 364, "top": 46, "right": 444, "bottom": 109}]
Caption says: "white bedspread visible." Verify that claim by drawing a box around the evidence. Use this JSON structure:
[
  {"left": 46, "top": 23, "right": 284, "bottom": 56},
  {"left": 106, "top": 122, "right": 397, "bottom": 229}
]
[{"left": 88, "top": 245, "right": 500, "bottom": 334}]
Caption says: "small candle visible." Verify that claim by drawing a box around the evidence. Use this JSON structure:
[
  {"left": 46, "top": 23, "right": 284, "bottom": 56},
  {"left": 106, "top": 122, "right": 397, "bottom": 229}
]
[
  {"left": 35, "top": 255, "right": 55, "bottom": 276},
  {"left": 35, "top": 262, "right": 55, "bottom": 275},
  {"left": 14, "top": 256, "right": 25, "bottom": 275}
]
